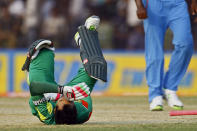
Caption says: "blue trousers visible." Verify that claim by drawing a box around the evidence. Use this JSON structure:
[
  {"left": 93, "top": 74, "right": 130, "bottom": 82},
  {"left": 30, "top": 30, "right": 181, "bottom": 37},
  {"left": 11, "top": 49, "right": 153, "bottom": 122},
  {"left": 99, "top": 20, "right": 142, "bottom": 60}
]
[{"left": 143, "top": 0, "right": 194, "bottom": 102}]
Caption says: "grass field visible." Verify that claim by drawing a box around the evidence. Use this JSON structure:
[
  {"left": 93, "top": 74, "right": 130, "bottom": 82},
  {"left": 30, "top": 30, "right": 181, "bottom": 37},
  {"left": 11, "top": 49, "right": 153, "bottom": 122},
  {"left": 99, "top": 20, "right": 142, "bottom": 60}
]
[{"left": 0, "top": 96, "right": 197, "bottom": 131}]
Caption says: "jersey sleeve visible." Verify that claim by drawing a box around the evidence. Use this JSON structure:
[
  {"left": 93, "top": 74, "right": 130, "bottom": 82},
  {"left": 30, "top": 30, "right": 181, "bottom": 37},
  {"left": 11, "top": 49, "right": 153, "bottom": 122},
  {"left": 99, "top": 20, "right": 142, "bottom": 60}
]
[
  {"left": 66, "top": 68, "right": 97, "bottom": 93},
  {"left": 74, "top": 96, "right": 93, "bottom": 124},
  {"left": 29, "top": 95, "right": 56, "bottom": 125}
]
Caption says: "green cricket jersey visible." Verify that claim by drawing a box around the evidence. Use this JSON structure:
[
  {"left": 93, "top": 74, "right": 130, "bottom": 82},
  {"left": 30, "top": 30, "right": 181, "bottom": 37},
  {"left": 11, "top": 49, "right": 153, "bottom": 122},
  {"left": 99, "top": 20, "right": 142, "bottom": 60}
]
[{"left": 28, "top": 48, "right": 96, "bottom": 125}]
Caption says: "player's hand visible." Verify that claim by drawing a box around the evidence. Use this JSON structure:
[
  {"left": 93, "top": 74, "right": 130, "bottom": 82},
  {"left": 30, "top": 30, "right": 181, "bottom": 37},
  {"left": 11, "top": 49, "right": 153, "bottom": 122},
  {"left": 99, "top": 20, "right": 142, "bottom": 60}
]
[
  {"left": 63, "top": 86, "right": 74, "bottom": 101},
  {"left": 85, "top": 15, "right": 100, "bottom": 30},
  {"left": 63, "top": 83, "right": 90, "bottom": 101},
  {"left": 136, "top": 7, "right": 148, "bottom": 19},
  {"left": 72, "top": 83, "right": 90, "bottom": 100},
  {"left": 191, "top": 0, "right": 197, "bottom": 15}
]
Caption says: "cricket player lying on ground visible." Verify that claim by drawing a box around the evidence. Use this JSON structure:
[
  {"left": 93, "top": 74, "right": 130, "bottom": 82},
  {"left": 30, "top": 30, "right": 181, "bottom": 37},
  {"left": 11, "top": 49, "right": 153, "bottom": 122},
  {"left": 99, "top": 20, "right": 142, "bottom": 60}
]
[{"left": 21, "top": 16, "right": 107, "bottom": 125}]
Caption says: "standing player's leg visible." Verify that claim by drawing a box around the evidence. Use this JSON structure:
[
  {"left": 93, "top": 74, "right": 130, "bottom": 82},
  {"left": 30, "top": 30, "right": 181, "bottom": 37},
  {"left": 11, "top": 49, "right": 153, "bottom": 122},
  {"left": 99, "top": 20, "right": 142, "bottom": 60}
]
[
  {"left": 143, "top": 0, "right": 167, "bottom": 111},
  {"left": 164, "top": 1, "right": 193, "bottom": 110}
]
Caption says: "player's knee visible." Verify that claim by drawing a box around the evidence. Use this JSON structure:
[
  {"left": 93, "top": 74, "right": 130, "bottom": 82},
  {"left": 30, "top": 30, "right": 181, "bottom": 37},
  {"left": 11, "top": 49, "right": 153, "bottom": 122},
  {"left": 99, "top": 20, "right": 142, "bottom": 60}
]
[
  {"left": 29, "top": 81, "right": 42, "bottom": 96},
  {"left": 176, "top": 44, "right": 193, "bottom": 56},
  {"left": 146, "top": 55, "right": 164, "bottom": 66},
  {"left": 29, "top": 81, "right": 36, "bottom": 96}
]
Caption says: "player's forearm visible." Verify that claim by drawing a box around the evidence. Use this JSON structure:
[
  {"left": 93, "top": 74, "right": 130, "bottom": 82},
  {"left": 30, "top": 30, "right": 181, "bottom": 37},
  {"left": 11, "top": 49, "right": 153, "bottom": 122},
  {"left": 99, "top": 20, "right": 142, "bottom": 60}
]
[
  {"left": 135, "top": 0, "right": 145, "bottom": 9},
  {"left": 191, "top": 0, "right": 197, "bottom": 15},
  {"left": 30, "top": 81, "right": 59, "bottom": 96},
  {"left": 191, "top": 0, "right": 197, "bottom": 4}
]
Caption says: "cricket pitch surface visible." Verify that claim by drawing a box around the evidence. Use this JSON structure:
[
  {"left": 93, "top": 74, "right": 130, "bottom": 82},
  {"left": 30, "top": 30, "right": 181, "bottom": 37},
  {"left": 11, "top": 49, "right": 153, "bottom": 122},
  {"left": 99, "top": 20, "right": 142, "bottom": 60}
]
[{"left": 0, "top": 96, "right": 197, "bottom": 131}]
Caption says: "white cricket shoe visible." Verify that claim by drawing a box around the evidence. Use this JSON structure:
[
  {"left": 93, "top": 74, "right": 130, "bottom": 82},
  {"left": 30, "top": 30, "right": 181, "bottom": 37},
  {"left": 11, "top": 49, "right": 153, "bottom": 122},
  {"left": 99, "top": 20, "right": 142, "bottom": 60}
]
[
  {"left": 85, "top": 15, "right": 100, "bottom": 30},
  {"left": 164, "top": 89, "right": 183, "bottom": 110},
  {"left": 150, "top": 96, "right": 163, "bottom": 111}
]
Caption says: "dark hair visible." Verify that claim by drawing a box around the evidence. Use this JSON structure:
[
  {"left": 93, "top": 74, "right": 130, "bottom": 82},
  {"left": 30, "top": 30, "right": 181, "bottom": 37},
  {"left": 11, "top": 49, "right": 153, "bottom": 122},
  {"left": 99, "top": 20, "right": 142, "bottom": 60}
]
[{"left": 54, "top": 104, "right": 77, "bottom": 124}]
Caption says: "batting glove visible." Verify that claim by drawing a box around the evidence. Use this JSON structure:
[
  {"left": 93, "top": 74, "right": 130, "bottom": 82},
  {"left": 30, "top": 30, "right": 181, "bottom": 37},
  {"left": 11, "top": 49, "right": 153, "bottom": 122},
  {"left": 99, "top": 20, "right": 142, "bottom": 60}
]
[{"left": 63, "top": 83, "right": 90, "bottom": 101}]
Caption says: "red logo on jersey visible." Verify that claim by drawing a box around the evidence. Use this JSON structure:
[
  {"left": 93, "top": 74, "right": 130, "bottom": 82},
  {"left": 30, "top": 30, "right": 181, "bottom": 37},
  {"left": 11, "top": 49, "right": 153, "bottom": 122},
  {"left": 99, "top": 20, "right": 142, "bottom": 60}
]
[{"left": 81, "top": 100, "right": 88, "bottom": 109}]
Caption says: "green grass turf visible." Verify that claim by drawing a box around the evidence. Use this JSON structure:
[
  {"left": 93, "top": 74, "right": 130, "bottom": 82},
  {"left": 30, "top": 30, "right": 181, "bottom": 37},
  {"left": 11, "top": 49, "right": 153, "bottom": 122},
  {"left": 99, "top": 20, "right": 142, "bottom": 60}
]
[{"left": 0, "top": 96, "right": 197, "bottom": 131}]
